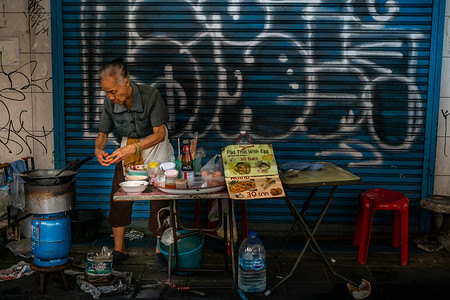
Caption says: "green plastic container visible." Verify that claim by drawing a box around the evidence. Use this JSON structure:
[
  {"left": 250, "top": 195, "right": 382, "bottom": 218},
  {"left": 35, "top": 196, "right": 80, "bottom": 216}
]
[{"left": 158, "top": 230, "right": 204, "bottom": 275}]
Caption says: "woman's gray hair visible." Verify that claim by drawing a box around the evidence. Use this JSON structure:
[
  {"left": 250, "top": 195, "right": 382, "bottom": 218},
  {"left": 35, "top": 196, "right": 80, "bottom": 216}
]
[{"left": 99, "top": 57, "right": 129, "bottom": 85}]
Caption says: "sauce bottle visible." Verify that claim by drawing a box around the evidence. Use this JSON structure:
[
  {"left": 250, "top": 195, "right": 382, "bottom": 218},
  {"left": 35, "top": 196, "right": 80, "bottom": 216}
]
[
  {"left": 236, "top": 131, "right": 253, "bottom": 144},
  {"left": 181, "top": 140, "right": 195, "bottom": 187}
]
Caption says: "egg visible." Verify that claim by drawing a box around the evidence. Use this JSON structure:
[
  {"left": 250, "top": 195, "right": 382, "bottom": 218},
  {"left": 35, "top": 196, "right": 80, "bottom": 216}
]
[
  {"left": 213, "top": 171, "right": 222, "bottom": 177},
  {"left": 201, "top": 170, "right": 208, "bottom": 176}
]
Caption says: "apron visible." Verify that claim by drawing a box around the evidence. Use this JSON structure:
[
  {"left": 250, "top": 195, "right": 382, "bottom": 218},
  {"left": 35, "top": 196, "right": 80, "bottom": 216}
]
[{"left": 121, "top": 125, "right": 175, "bottom": 176}]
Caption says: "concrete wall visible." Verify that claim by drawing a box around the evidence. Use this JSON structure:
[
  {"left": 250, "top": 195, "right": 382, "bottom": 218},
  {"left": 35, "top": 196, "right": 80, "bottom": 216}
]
[
  {"left": 434, "top": 0, "right": 450, "bottom": 195},
  {"left": 0, "top": 0, "right": 53, "bottom": 169}
]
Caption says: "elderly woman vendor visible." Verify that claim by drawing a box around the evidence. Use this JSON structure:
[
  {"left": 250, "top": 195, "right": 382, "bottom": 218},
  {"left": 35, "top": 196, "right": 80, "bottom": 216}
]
[{"left": 94, "top": 57, "right": 174, "bottom": 270}]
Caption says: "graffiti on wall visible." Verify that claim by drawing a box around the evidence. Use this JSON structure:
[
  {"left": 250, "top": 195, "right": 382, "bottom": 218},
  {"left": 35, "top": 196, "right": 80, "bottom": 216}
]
[
  {"left": 442, "top": 109, "right": 450, "bottom": 157},
  {"left": 79, "top": 0, "right": 429, "bottom": 166},
  {"left": 0, "top": 0, "right": 53, "bottom": 156},
  {"left": 27, "top": 0, "right": 50, "bottom": 36},
  {"left": 0, "top": 57, "right": 53, "bottom": 155}
]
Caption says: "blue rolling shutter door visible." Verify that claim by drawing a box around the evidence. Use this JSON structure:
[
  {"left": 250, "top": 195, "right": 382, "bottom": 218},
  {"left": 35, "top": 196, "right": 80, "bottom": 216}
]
[{"left": 61, "top": 0, "right": 440, "bottom": 234}]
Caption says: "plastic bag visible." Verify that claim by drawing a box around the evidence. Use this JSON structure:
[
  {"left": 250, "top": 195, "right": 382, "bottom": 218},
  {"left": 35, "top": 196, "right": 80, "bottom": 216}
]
[
  {"left": 200, "top": 154, "right": 225, "bottom": 187},
  {"left": 217, "top": 208, "right": 238, "bottom": 243},
  {"left": 208, "top": 199, "right": 238, "bottom": 243},
  {"left": 207, "top": 199, "right": 230, "bottom": 222},
  {"left": 161, "top": 227, "right": 183, "bottom": 246},
  {"left": 194, "top": 147, "right": 206, "bottom": 175},
  {"left": 0, "top": 184, "right": 10, "bottom": 219},
  {"left": 3, "top": 160, "right": 27, "bottom": 211},
  {"left": 10, "top": 174, "right": 25, "bottom": 211},
  {"left": 156, "top": 205, "right": 171, "bottom": 235},
  {"left": 6, "top": 239, "right": 32, "bottom": 258},
  {"left": 0, "top": 261, "right": 34, "bottom": 282}
]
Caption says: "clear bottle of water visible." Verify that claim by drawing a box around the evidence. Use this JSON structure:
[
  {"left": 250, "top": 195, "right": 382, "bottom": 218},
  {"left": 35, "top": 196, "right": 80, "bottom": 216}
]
[
  {"left": 236, "top": 131, "right": 253, "bottom": 145},
  {"left": 238, "top": 231, "right": 266, "bottom": 292}
]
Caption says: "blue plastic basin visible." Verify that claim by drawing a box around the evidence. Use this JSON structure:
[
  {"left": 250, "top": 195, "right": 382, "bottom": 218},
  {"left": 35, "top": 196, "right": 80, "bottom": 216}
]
[{"left": 158, "top": 230, "right": 204, "bottom": 275}]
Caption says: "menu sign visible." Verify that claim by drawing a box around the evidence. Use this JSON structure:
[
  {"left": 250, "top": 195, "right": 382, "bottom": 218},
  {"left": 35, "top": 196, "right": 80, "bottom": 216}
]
[
  {"left": 222, "top": 144, "right": 285, "bottom": 200},
  {"left": 222, "top": 144, "right": 278, "bottom": 177}
]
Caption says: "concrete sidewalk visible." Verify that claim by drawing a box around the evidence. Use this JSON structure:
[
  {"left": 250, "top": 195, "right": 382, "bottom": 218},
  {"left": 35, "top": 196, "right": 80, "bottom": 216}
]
[{"left": 1, "top": 235, "right": 450, "bottom": 299}]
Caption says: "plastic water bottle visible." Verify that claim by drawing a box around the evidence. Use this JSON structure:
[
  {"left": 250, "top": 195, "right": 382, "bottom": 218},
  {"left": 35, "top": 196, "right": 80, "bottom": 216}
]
[
  {"left": 238, "top": 231, "right": 266, "bottom": 292},
  {"left": 236, "top": 131, "right": 252, "bottom": 145}
]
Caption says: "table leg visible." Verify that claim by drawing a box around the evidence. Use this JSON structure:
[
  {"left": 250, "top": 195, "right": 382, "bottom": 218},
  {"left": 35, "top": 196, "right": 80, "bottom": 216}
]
[
  {"left": 228, "top": 197, "right": 237, "bottom": 287},
  {"left": 60, "top": 270, "right": 69, "bottom": 290},
  {"left": 158, "top": 196, "right": 237, "bottom": 298},
  {"left": 213, "top": 200, "right": 230, "bottom": 273},
  {"left": 300, "top": 187, "right": 318, "bottom": 217},
  {"left": 266, "top": 193, "right": 321, "bottom": 295},
  {"left": 173, "top": 200, "right": 181, "bottom": 273},
  {"left": 269, "top": 187, "right": 318, "bottom": 260},
  {"left": 159, "top": 200, "right": 177, "bottom": 299},
  {"left": 266, "top": 186, "right": 358, "bottom": 295},
  {"left": 269, "top": 219, "right": 300, "bottom": 260}
]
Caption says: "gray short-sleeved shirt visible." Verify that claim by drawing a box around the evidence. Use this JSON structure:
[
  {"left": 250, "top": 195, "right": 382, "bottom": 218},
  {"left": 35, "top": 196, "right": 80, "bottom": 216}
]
[{"left": 98, "top": 82, "right": 169, "bottom": 138}]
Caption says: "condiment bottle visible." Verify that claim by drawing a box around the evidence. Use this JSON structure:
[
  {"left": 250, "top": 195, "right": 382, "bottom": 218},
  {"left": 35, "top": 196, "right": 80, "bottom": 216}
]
[
  {"left": 164, "top": 169, "right": 178, "bottom": 189},
  {"left": 236, "top": 131, "right": 253, "bottom": 144},
  {"left": 175, "top": 178, "right": 187, "bottom": 189},
  {"left": 148, "top": 161, "right": 159, "bottom": 180},
  {"left": 181, "top": 140, "right": 194, "bottom": 187}
]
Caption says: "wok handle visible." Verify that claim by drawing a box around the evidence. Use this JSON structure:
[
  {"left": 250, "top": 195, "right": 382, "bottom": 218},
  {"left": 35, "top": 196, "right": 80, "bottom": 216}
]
[
  {"left": 55, "top": 159, "right": 80, "bottom": 177},
  {"left": 69, "top": 156, "right": 94, "bottom": 171}
]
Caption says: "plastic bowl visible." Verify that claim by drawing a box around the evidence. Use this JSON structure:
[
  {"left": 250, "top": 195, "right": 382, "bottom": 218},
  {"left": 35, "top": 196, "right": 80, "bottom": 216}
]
[
  {"left": 126, "top": 174, "right": 148, "bottom": 181},
  {"left": 158, "top": 230, "right": 204, "bottom": 275},
  {"left": 127, "top": 167, "right": 148, "bottom": 176},
  {"left": 160, "top": 162, "right": 176, "bottom": 171},
  {"left": 164, "top": 169, "right": 178, "bottom": 178},
  {"left": 128, "top": 164, "right": 147, "bottom": 171},
  {"left": 119, "top": 180, "right": 148, "bottom": 194}
]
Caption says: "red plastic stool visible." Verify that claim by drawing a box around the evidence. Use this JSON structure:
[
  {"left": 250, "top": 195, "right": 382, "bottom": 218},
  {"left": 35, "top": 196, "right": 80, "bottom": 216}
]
[
  {"left": 194, "top": 199, "right": 248, "bottom": 239},
  {"left": 353, "top": 188, "right": 409, "bottom": 266}
]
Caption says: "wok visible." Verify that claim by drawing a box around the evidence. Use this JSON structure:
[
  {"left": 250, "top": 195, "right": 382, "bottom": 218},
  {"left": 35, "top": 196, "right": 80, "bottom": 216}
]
[
  {"left": 19, "top": 169, "right": 78, "bottom": 185},
  {"left": 18, "top": 156, "right": 93, "bottom": 186}
]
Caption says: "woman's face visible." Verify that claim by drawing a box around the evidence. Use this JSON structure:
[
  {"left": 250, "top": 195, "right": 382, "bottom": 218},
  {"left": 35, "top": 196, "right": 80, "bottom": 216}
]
[{"left": 101, "top": 75, "right": 130, "bottom": 105}]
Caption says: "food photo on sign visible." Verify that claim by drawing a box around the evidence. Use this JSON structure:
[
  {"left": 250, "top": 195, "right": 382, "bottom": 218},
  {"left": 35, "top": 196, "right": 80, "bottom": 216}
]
[{"left": 221, "top": 144, "right": 285, "bottom": 200}]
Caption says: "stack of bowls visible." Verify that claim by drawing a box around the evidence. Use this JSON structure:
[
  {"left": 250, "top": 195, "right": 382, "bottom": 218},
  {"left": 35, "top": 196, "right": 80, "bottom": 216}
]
[{"left": 126, "top": 164, "right": 148, "bottom": 181}]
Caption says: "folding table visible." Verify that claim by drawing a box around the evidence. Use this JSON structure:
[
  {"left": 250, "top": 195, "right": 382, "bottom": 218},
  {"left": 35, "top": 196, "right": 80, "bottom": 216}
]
[
  {"left": 113, "top": 186, "right": 236, "bottom": 298},
  {"left": 265, "top": 162, "right": 362, "bottom": 295}
]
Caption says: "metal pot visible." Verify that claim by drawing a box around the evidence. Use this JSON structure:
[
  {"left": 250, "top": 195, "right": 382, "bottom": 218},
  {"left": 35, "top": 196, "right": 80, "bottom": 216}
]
[{"left": 25, "top": 181, "right": 75, "bottom": 214}]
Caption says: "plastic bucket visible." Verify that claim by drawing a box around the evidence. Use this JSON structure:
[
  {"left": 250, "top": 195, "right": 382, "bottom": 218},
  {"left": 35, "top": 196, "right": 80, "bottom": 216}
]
[
  {"left": 68, "top": 209, "right": 103, "bottom": 243},
  {"left": 158, "top": 230, "right": 204, "bottom": 275}
]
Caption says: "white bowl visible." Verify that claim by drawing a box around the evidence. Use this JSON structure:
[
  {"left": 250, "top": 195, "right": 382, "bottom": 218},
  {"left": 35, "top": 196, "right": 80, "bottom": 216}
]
[{"left": 119, "top": 181, "right": 149, "bottom": 194}]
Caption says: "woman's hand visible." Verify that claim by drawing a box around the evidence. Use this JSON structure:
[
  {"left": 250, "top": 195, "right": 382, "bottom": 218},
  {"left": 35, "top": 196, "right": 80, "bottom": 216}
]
[
  {"left": 109, "top": 144, "right": 136, "bottom": 163},
  {"left": 95, "top": 149, "right": 115, "bottom": 166},
  {"left": 95, "top": 132, "right": 116, "bottom": 166}
]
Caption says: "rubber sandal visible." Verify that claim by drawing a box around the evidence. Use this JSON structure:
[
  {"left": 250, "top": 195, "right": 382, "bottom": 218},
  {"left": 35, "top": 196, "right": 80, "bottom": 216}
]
[
  {"left": 112, "top": 250, "right": 130, "bottom": 266},
  {"left": 155, "top": 252, "right": 168, "bottom": 272}
]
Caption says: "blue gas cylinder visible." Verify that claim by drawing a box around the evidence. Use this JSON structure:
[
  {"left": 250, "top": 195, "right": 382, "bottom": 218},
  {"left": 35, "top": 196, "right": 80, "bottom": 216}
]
[{"left": 31, "top": 212, "right": 71, "bottom": 267}]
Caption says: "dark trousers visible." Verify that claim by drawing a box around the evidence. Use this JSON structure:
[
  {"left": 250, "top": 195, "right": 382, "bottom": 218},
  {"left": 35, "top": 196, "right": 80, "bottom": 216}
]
[{"left": 108, "top": 162, "right": 170, "bottom": 235}]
